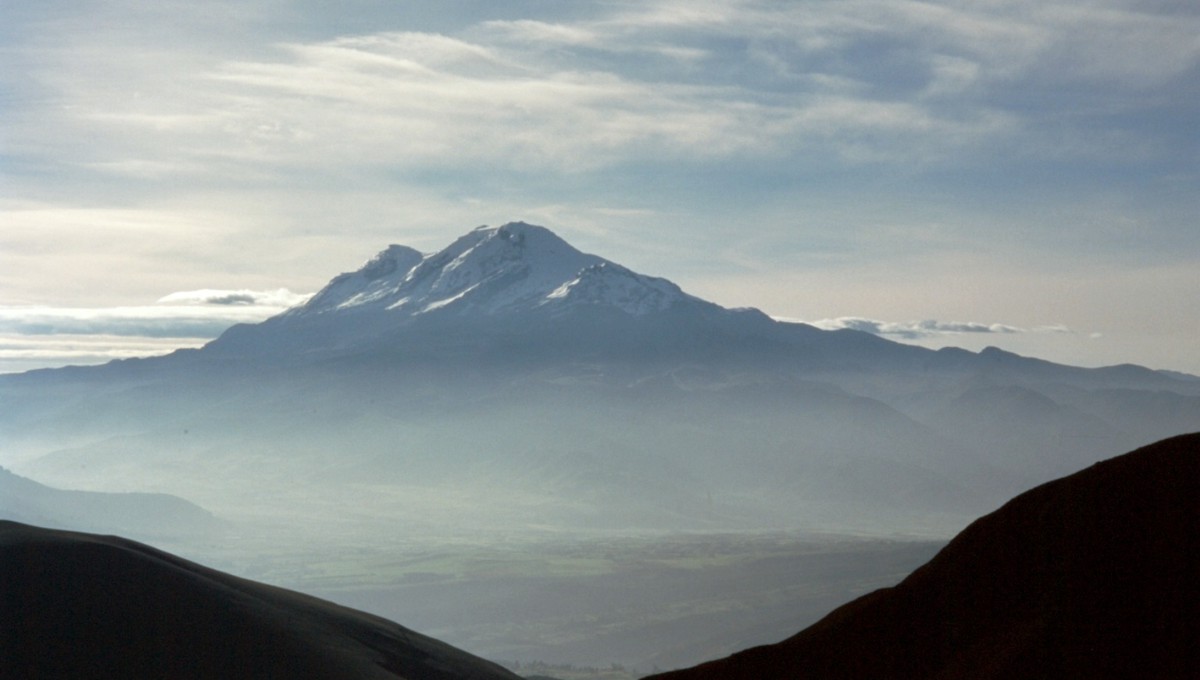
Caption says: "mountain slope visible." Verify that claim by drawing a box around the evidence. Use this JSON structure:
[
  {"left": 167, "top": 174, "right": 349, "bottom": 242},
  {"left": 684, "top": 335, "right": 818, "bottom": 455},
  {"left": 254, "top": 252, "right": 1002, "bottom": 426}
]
[
  {"left": 646, "top": 433, "right": 1200, "bottom": 680},
  {"left": 0, "top": 466, "right": 223, "bottom": 540},
  {"left": 0, "top": 520, "right": 521, "bottom": 680}
]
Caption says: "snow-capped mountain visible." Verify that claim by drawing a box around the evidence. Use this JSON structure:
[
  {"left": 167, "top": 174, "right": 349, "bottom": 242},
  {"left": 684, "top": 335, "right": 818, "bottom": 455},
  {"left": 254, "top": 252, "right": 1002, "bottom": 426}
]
[
  {"left": 209, "top": 222, "right": 757, "bottom": 360},
  {"left": 292, "top": 222, "right": 712, "bottom": 319}
]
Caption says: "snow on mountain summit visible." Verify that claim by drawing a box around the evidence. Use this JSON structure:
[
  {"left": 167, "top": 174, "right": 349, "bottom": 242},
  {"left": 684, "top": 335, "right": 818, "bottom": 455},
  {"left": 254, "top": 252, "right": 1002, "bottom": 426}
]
[
  {"left": 546, "top": 261, "right": 691, "bottom": 315},
  {"left": 292, "top": 222, "right": 700, "bottom": 319},
  {"left": 393, "top": 222, "right": 604, "bottom": 315},
  {"left": 296, "top": 244, "right": 424, "bottom": 313},
  {"left": 202, "top": 221, "right": 771, "bottom": 360}
]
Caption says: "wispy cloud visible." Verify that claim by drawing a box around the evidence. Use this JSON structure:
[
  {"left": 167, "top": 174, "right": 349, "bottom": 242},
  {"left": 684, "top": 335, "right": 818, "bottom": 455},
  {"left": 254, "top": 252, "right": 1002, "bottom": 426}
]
[
  {"left": 0, "top": 289, "right": 310, "bottom": 372},
  {"left": 156, "top": 289, "right": 310, "bottom": 307},
  {"left": 0, "top": 290, "right": 306, "bottom": 339},
  {"left": 9, "top": 0, "right": 1194, "bottom": 200},
  {"left": 12, "top": 0, "right": 1196, "bottom": 172},
  {"left": 798, "top": 316, "right": 1074, "bottom": 341},
  {"left": 15, "top": 4, "right": 1046, "bottom": 185},
  {"left": 0, "top": 334, "right": 210, "bottom": 374}
]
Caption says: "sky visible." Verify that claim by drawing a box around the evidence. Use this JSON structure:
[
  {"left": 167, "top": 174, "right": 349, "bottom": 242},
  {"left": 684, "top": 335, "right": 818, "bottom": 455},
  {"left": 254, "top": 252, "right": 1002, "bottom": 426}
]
[{"left": 2, "top": 0, "right": 1198, "bottom": 375}]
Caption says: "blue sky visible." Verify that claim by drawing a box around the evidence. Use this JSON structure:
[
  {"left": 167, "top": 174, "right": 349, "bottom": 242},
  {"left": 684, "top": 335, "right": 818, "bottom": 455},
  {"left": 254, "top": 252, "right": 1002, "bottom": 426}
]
[{"left": 2, "top": 0, "right": 1198, "bottom": 373}]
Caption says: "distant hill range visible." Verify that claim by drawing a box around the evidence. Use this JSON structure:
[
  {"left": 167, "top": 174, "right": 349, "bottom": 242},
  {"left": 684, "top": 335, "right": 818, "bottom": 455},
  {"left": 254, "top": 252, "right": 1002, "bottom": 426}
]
[
  {"left": 1, "top": 222, "right": 1198, "bottom": 538},
  {"left": 646, "top": 433, "right": 1200, "bottom": 680},
  {"left": 0, "top": 520, "right": 521, "bottom": 680},
  {"left": 0, "top": 466, "right": 222, "bottom": 540}
]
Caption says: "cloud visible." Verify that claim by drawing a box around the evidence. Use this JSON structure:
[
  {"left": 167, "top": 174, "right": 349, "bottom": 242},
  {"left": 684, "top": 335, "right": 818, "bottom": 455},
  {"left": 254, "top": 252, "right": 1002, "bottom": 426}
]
[
  {"left": 798, "top": 316, "right": 1073, "bottom": 340},
  {"left": 202, "top": 38, "right": 790, "bottom": 169},
  {"left": 478, "top": 19, "right": 604, "bottom": 49},
  {"left": 0, "top": 334, "right": 208, "bottom": 374},
  {"left": 157, "top": 288, "right": 312, "bottom": 307},
  {"left": 12, "top": 4, "right": 1042, "bottom": 185},
  {"left": 0, "top": 289, "right": 307, "bottom": 339},
  {"left": 0, "top": 289, "right": 312, "bottom": 372},
  {"left": 9, "top": 0, "right": 1194, "bottom": 203}
]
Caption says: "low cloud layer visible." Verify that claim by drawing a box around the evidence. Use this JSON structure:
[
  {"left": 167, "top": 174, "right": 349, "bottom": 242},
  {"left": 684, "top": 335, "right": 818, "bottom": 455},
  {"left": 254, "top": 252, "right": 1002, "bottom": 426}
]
[
  {"left": 0, "top": 334, "right": 209, "bottom": 374},
  {"left": 800, "top": 316, "right": 1073, "bottom": 341},
  {"left": 157, "top": 289, "right": 311, "bottom": 307},
  {"left": 0, "top": 289, "right": 310, "bottom": 372},
  {"left": 0, "top": 289, "right": 309, "bottom": 339}
]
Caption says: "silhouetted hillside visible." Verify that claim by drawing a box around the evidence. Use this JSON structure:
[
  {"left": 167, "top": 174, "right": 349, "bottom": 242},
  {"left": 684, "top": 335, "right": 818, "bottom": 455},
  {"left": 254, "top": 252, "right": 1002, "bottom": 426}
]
[
  {"left": 0, "top": 521, "right": 521, "bottom": 680},
  {"left": 647, "top": 433, "right": 1200, "bottom": 680}
]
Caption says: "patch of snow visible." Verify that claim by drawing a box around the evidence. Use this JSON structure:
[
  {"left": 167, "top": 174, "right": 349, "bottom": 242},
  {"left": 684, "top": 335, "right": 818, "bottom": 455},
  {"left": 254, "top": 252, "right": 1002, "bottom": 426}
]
[
  {"left": 295, "top": 244, "right": 423, "bottom": 315},
  {"left": 419, "top": 284, "right": 481, "bottom": 314},
  {"left": 542, "top": 262, "right": 688, "bottom": 315},
  {"left": 384, "top": 296, "right": 411, "bottom": 311}
]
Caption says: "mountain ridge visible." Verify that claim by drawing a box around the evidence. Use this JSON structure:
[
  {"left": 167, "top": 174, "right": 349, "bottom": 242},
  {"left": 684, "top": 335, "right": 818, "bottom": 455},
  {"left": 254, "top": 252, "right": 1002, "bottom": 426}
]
[
  {"left": 0, "top": 520, "right": 522, "bottom": 680},
  {"left": 9, "top": 222, "right": 1186, "bottom": 392},
  {"left": 193, "top": 223, "right": 1192, "bottom": 393},
  {"left": 646, "top": 432, "right": 1200, "bottom": 680},
  {"left": 0, "top": 466, "right": 223, "bottom": 540}
]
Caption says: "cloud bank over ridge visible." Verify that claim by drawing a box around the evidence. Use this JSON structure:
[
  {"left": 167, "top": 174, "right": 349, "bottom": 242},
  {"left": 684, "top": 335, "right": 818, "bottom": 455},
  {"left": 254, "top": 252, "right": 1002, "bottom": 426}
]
[{"left": 804, "top": 317, "right": 1072, "bottom": 340}]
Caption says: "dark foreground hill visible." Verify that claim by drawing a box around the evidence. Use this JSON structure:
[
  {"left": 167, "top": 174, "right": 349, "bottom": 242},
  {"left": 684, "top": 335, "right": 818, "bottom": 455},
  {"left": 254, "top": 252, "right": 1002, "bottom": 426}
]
[
  {"left": 0, "top": 521, "right": 520, "bottom": 680},
  {"left": 647, "top": 433, "right": 1200, "bottom": 680}
]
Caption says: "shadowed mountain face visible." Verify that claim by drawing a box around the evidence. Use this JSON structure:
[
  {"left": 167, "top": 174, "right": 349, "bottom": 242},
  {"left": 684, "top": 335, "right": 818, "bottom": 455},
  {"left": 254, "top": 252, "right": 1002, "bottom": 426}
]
[
  {"left": 1, "top": 222, "right": 1198, "bottom": 541},
  {"left": 0, "top": 521, "right": 521, "bottom": 680},
  {"left": 646, "top": 433, "right": 1200, "bottom": 680}
]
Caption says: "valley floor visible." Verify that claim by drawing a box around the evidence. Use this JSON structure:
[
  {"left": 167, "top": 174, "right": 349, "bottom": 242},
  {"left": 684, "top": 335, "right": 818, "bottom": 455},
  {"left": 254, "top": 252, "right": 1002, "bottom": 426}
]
[{"left": 173, "top": 530, "right": 942, "bottom": 674}]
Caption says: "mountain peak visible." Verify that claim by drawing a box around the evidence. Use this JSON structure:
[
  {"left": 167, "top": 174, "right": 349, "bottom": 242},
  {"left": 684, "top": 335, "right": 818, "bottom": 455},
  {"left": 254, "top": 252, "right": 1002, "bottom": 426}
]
[
  {"left": 448, "top": 221, "right": 577, "bottom": 258},
  {"left": 391, "top": 221, "right": 601, "bottom": 316},
  {"left": 487, "top": 220, "right": 557, "bottom": 238},
  {"left": 212, "top": 221, "right": 758, "bottom": 360},
  {"left": 363, "top": 245, "right": 423, "bottom": 281},
  {"left": 288, "top": 221, "right": 712, "bottom": 321},
  {"left": 296, "top": 244, "right": 423, "bottom": 314}
]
